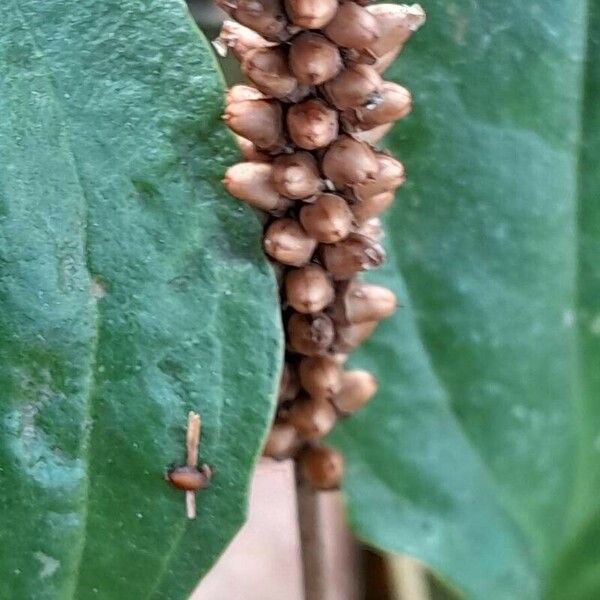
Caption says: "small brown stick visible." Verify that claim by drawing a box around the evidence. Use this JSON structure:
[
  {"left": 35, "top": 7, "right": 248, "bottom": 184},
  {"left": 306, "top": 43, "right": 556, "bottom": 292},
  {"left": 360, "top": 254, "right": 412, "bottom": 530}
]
[
  {"left": 296, "top": 472, "right": 327, "bottom": 600},
  {"left": 185, "top": 411, "right": 201, "bottom": 519}
]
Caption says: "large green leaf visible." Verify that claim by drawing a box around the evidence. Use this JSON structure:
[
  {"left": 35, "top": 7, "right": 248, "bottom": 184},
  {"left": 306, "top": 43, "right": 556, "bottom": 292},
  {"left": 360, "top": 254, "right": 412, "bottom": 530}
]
[
  {"left": 331, "top": 0, "right": 598, "bottom": 598},
  {"left": 0, "top": 1, "right": 282, "bottom": 599}
]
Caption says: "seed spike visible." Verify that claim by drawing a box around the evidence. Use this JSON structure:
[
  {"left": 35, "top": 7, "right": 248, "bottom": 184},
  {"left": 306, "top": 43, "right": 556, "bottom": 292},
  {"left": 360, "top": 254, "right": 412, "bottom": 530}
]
[{"left": 215, "top": 0, "right": 425, "bottom": 490}]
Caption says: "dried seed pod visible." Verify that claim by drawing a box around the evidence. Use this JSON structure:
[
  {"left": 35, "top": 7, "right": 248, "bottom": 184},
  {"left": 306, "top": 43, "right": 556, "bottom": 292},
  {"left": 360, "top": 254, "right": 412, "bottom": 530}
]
[
  {"left": 351, "top": 122, "right": 393, "bottom": 145},
  {"left": 324, "top": 1, "right": 380, "bottom": 51},
  {"left": 298, "top": 355, "right": 342, "bottom": 399},
  {"left": 214, "top": 19, "right": 277, "bottom": 61},
  {"left": 322, "top": 135, "right": 378, "bottom": 190},
  {"left": 287, "top": 312, "right": 335, "bottom": 356},
  {"left": 216, "top": 0, "right": 291, "bottom": 42},
  {"left": 284, "top": 0, "right": 338, "bottom": 29},
  {"left": 342, "top": 82, "right": 412, "bottom": 131},
  {"left": 299, "top": 193, "right": 354, "bottom": 244},
  {"left": 242, "top": 47, "right": 308, "bottom": 101},
  {"left": 289, "top": 32, "right": 343, "bottom": 86},
  {"left": 279, "top": 362, "right": 301, "bottom": 402},
  {"left": 320, "top": 233, "right": 385, "bottom": 280},
  {"left": 287, "top": 395, "right": 337, "bottom": 440},
  {"left": 355, "top": 217, "right": 383, "bottom": 241},
  {"left": 366, "top": 4, "right": 426, "bottom": 59},
  {"left": 334, "top": 320, "right": 378, "bottom": 352},
  {"left": 273, "top": 152, "right": 323, "bottom": 199},
  {"left": 352, "top": 191, "right": 395, "bottom": 222},
  {"left": 322, "top": 64, "right": 383, "bottom": 111},
  {"left": 332, "top": 282, "right": 397, "bottom": 324},
  {"left": 165, "top": 464, "right": 212, "bottom": 492},
  {"left": 285, "top": 265, "right": 335, "bottom": 314},
  {"left": 353, "top": 152, "right": 405, "bottom": 204},
  {"left": 287, "top": 99, "right": 339, "bottom": 150},
  {"left": 224, "top": 98, "right": 286, "bottom": 152},
  {"left": 263, "top": 422, "right": 300, "bottom": 459},
  {"left": 226, "top": 84, "right": 267, "bottom": 104},
  {"left": 298, "top": 445, "right": 343, "bottom": 490},
  {"left": 224, "top": 162, "right": 289, "bottom": 212},
  {"left": 235, "top": 135, "right": 270, "bottom": 162},
  {"left": 331, "top": 370, "right": 378, "bottom": 414},
  {"left": 264, "top": 218, "right": 317, "bottom": 266}
]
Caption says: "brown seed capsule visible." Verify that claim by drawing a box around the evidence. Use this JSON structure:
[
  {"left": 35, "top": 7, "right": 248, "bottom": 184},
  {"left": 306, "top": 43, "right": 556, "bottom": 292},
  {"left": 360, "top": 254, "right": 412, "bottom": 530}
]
[
  {"left": 264, "top": 218, "right": 317, "bottom": 266},
  {"left": 287, "top": 312, "right": 335, "bottom": 356},
  {"left": 324, "top": 1, "right": 380, "bottom": 51},
  {"left": 224, "top": 98, "right": 286, "bottom": 152},
  {"left": 342, "top": 83, "right": 412, "bottom": 131},
  {"left": 352, "top": 191, "right": 395, "bottom": 222},
  {"left": 287, "top": 99, "right": 339, "bottom": 150},
  {"left": 353, "top": 152, "right": 405, "bottom": 205},
  {"left": 214, "top": 20, "right": 277, "bottom": 61},
  {"left": 165, "top": 464, "right": 212, "bottom": 492},
  {"left": 351, "top": 122, "right": 393, "bottom": 145},
  {"left": 235, "top": 135, "right": 271, "bottom": 162},
  {"left": 299, "top": 193, "right": 354, "bottom": 244},
  {"left": 322, "top": 135, "right": 378, "bottom": 190},
  {"left": 332, "top": 282, "right": 397, "bottom": 324},
  {"left": 298, "top": 445, "right": 343, "bottom": 490},
  {"left": 242, "top": 47, "right": 308, "bottom": 101},
  {"left": 226, "top": 84, "right": 267, "bottom": 104},
  {"left": 331, "top": 370, "right": 378, "bottom": 415},
  {"left": 279, "top": 362, "right": 301, "bottom": 402},
  {"left": 263, "top": 422, "right": 300, "bottom": 459},
  {"left": 224, "top": 162, "right": 289, "bottom": 212},
  {"left": 284, "top": 0, "right": 338, "bottom": 29},
  {"left": 334, "top": 320, "right": 378, "bottom": 352},
  {"left": 298, "top": 355, "right": 342, "bottom": 399},
  {"left": 216, "top": 0, "right": 292, "bottom": 42},
  {"left": 273, "top": 152, "right": 323, "bottom": 199},
  {"left": 285, "top": 265, "right": 335, "bottom": 314},
  {"left": 366, "top": 4, "right": 426, "bottom": 60},
  {"left": 320, "top": 233, "right": 385, "bottom": 280},
  {"left": 287, "top": 395, "right": 337, "bottom": 440},
  {"left": 289, "top": 32, "right": 343, "bottom": 86},
  {"left": 322, "top": 64, "right": 383, "bottom": 111},
  {"left": 224, "top": 162, "right": 290, "bottom": 213}
]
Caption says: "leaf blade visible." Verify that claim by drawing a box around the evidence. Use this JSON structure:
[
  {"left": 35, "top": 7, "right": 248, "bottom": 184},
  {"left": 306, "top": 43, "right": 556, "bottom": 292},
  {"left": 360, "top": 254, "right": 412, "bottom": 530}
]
[
  {"left": 332, "top": 0, "right": 596, "bottom": 597},
  {"left": 0, "top": 1, "right": 282, "bottom": 598}
]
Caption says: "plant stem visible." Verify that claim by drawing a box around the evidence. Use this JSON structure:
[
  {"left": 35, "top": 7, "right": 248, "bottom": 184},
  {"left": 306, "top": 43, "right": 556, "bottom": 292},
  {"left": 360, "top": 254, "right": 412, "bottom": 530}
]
[{"left": 296, "top": 475, "right": 327, "bottom": 600}]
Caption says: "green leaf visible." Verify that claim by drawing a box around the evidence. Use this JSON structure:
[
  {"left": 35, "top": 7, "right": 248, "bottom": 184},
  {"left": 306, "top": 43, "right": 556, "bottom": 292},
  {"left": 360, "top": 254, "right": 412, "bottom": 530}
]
[
  {"left": 331, "top": 0, "right": 599, "bottom": 598},
  {"left": 0, "top": 2, "right": 282, "bottom": 599}
]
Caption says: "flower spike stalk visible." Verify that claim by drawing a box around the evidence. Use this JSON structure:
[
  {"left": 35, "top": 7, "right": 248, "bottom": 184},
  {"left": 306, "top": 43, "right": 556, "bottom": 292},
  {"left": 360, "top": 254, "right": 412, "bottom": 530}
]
[{"left": 217, "top": 0, "right": 425, "bottom": 490}]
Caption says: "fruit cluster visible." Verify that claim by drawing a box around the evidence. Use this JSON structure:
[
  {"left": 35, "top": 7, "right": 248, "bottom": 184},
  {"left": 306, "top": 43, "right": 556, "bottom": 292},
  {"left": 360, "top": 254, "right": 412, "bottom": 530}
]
[{"left": 216, "top": 0, "right": 425, "bottom": 490}]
